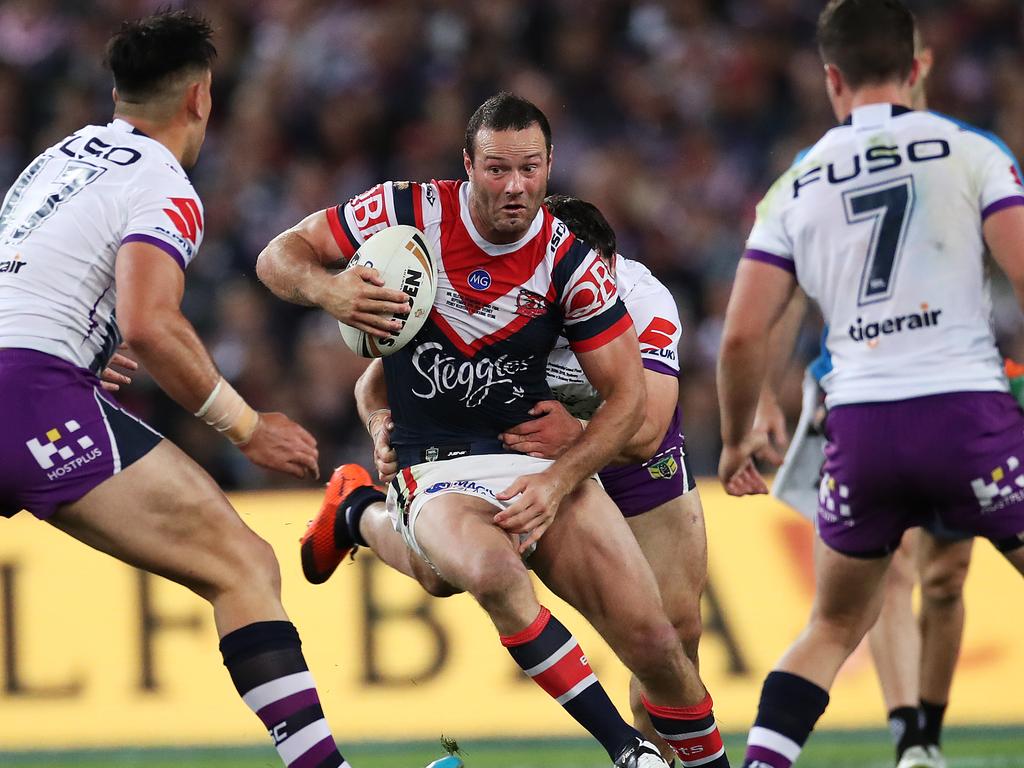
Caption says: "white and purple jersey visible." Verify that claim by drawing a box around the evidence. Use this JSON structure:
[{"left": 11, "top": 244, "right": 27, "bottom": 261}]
[
  {"left": 546, "top": 254, "right": 681, "bottom": 418},
  {"left": 745, "top": 104, "right": 1024, "bottom": 407},
  {"left": 0, "top": 119, "right": 204, "bottom": 374}
]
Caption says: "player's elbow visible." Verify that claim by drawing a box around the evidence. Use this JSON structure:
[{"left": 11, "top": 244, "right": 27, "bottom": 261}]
[
  {"left": 255, "top": 239, "right": 282, "bottom": 291},
  {"left": 118, "top": 305, "right": 175, "bottom": 354}
]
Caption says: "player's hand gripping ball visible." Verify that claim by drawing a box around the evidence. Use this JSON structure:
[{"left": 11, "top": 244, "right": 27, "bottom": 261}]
[{"left": 339, "top": 225, "right": 438, "bottom": 357}]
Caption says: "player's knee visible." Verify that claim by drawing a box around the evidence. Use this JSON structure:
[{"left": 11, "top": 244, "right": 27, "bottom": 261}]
[
  {"left": 920, "top": 563, "right": 967, "bottom": 607},
  {"left": 205, "top": 530, "right": 282, "bottom": 604},
  {"left": 617, "top": 617, "right": 685, "bottom": 679},
  {"left": 811, "top": 603, "right": 874, "bottom": 651},
  {"left": 462, "top": 548, "right": 529, "bottom": 610}
]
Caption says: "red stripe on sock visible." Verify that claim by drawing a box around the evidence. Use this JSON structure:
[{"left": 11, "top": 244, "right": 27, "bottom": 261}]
[
  {"left": 664, "top": 729, "right": 724, "bottom": 761},
  {"left": 642, "top": 692, "right": 714, "bottom": 719},
  {"left": 532, "top": 643, "right": 592, "bottom": 699},
  {"left": 500, "top": 607, "right": 551, "bottom": 647}
]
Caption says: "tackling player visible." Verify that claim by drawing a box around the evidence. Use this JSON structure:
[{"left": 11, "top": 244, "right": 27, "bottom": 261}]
[
  {"left": 258, "top": 93, "right": 729, "bottom": 768},
  {"left": 0, "top": 12, "right": 356, "bottom": 768},
  {"left": 718, "top": 1, "right": 1024, "bottom": 767}
]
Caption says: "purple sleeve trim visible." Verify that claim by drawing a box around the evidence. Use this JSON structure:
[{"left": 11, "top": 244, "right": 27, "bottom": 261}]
[
  {"left": 743, "top": 248, "right": 796, "bottom": 274},
  {"left": 642, "top": 358, "right": 679, "bottom": 377},
  {"left": 121, "top": 234, "right": 187, "bottom": 271},
  {"left": 982, "top": 195, "right": 1024, "bottom": 221}
]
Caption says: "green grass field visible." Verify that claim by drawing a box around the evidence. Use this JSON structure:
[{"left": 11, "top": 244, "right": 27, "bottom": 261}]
[{"left": 4, "top": 729, "right": 1024, "bottom": 768}]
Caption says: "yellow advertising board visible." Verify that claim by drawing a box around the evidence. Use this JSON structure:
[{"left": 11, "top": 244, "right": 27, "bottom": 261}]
[{"left": 0, "top": 484, "right": 1020, "bottom": 749}]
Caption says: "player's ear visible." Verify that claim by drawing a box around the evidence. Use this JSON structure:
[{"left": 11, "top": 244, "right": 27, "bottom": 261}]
[
  {"left": 906, "top": 57, "right": 922, "bottom": 89},
  {"left": 111, "top": 87, "right": 119, "bottom": 107},
  {"left": 463, "top": 148, "right": 473, "bottom": 179},
  {"left": 824, "top": 63, "right": 843, "bottom": 99}
]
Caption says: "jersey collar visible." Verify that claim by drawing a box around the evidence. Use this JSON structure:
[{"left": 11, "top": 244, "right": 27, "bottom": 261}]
[
  {"left": 459, "top": 182, "right": 544, "bottom": 256},
  {"left": 842, "top": 103, "right": 914, "bottom": 127}
]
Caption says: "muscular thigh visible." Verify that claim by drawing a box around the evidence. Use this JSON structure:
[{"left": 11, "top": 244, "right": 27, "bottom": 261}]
[
  {"left": 531, "top": 479, "right": 664, "bottom": 630},
  {"left": 49, "top": 440, "right": 267, "bottom": 594},
  {"left": 627, "top": 490, "right": 708, "bottom": 624}
]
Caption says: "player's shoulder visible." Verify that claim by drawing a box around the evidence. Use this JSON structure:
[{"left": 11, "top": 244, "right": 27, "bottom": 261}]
[{"left": 925, "top": 110, "right": 1019, "bottom": 162}]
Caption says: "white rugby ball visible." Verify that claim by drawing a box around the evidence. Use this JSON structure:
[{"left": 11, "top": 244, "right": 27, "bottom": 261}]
[{"left": 339, "top": 224, "right": 437, "bottom": 358}]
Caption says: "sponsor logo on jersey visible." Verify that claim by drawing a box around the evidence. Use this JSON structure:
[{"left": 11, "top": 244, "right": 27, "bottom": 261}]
[
  {"left": 639, "top": 317, "right": 677, "bottom": 349},
  {"left": 163, "top": 197, "right": 203, "bottom": 244},
  {"left": 516, "top": 289, "right": 547, "bottom": 318},
  {"left": 971, "top": 456, "right": 1024, "bottom": 513},
  {"left": 847, "top": 303, "right": 942, "bottom": 345},
  {"left": 411, "top": 342, "right": 531, "bottom": 408},
  {"left": 349, "top": 185, "right": 389, "bottom": 233},
  {"left": 425, "top": 481, "right": 451, "bottom": 493},
  {"left": 467, "top": 269, "right": 491, "bottom": 291},
  {"left": 26, "top": 421, "right": 103, "bottom": 480},
  {"left": 564, "top": 260, "right": 616, "bottom": 321},
  {"left": 647, "top": 454, "right": 679, "bottom": 481},
  {"left": 0, "top": 254, "right": 26, "bottom": 274},
  {"left": 792, "top": 138, "right": 951, "bottom": 198}
]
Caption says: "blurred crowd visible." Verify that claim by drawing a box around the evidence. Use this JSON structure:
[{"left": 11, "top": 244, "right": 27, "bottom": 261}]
[{"left": 1, "top": 0, "right": 1023, "bottom": 487}]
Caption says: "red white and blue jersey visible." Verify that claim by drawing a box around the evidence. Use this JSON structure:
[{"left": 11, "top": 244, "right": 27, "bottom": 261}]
[{"left": 327, "top": 180, "right": 632, "bottom": 459}]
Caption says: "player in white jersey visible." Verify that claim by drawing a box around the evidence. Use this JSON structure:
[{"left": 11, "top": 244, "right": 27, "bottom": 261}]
[
  {"left": 716, "top": 2, "right": 1024, "bottom": 767},
  {"left": 753, "top": 32, "right": 992, "bottom": 768},
  {"left": 0, "top": 13, "right": 362, "bottom": 767},
  {"left": 259, "top": 94, "right": 731, "bottom": 768}
]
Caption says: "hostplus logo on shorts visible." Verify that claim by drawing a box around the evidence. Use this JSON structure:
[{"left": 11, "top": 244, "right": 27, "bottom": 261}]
[
  {"left": 818, "top": 472, "right": 852, "bottom": 526},
  {"left": 971, "top": 455, "right": 1024, "bottom": 513},
  {"left": 26, "top": 421, "right": 103, "bottom": 480}
]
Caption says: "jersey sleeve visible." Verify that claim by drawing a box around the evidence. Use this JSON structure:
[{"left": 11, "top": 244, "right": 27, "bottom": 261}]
[
  {"left": 120, "top": 168, "right": 204, "bottom": 270},
  {"left": 628, "top": 279, "right": 683, "bottom": 376},
  {"left": 744, "top": 173, "right": 797, "bottom": 275},
  {"left": 325, "top": 180, "right": 442, "bottom": 261},
  {"left": 974, "top": 135, "right": 1024, "bottom": 221},
  {"left": 552, "top": 237, "right": 632, "bottom": 353}
]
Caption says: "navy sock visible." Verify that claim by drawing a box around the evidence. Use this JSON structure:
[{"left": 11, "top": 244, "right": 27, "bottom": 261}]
[
  {"left": 502, "top": 607, "right": 639, "bottom": 760},
  {"left": 888, "top": 705, "right": 926, "bottom": 758},
  {"left": 220, "top": 621, "right": 348, "bottom": 767},
  {"left": 919, "top": 699, "right": 948, "bottom": 747},
  {"left": 743, "top": 671, "right": 829, "bottom": 768},
  {"left": 338, "top": 485, "right": 383, "bottom": 547}
]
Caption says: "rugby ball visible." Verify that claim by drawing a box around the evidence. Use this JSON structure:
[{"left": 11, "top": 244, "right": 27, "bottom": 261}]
[{"left": 338, "top": 225, "right": 437, "bottom": 358}]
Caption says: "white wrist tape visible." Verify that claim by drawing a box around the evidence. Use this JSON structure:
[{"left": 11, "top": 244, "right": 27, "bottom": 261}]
[{"left": 194, "top": 377, "right": 260, "bottom": 446}]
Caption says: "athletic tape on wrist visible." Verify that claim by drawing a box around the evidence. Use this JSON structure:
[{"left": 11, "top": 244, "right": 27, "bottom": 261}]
[{"left": 194, "top": 377, "right": 260, "bottom": 446}]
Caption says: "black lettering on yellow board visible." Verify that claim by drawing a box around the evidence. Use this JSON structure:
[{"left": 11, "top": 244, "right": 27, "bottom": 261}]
[
  {"left": 137, "top": 571, "right": 203, "bottom": 691},
  {"left": 701, "top": 578, "right": 749, "bottom": 676},
  {"left": 1, "top": 563, "right": 83, "bottom": 697},
  {"left": 360, "top": 557, "right": 448, "bottom": 685}
]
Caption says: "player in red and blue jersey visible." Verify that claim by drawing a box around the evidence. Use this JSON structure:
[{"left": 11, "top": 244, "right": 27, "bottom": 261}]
[{"left": 258, "top": 93, "right": 730, "bottom": 768}]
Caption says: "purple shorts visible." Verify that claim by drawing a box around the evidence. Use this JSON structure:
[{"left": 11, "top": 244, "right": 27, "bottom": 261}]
[
  {"left": 0, "top": 349, "right": 163, "bottom": 519},
  {"left": 599, "top": 408, "right": 696, "bottom": 517},
  {"left": 819, "top": 391, "right": 1024, "bottom": 557}
]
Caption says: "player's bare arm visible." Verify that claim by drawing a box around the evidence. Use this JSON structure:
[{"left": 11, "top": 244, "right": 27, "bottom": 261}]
[
  {"left": 751, "top": 287, "right": 808, "bottom": 465},
  {"left": 500, "top": 367, "right": 677, "bottom": 464},
  {"left": 717, "top": 258, "right": 795, "bottom": 495},
  {"left": 256, "top": 209, "right": 410, "bottom": 339},
  {"left": 353, "top": 359, "right": 398, "bottom": 483},
  {"left": 984, "top": 205, "right": 1024, "bottom": 308},
  {"left": 116, "top": 241, "right": 318, "bottom": 479},
  {"left": 495, "top": 326, "right": 645, "bottom": 550}
]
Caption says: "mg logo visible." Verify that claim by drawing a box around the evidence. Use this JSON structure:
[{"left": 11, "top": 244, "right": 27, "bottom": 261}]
[
  {"left": 26, "top": 421, "right": 93, "bottom": 469},
  {"left": 467, "top": 269, "right": 491, "bottom": 291}
]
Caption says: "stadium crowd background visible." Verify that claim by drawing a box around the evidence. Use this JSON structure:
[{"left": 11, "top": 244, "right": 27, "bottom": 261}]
[{"left": 1, "top": 0, "right": 1022, "bottom": 489}]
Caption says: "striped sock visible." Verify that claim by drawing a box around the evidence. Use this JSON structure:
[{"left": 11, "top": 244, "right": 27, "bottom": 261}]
[
  {"left": 743, "top": 671, "right": 829, "bottom": 768},
  {"left": 220, "top": 621, "right": 349, "bottom": 768},
  {"left": 643, "top": 693, "right": 729, "bottom": 767},
  {"left": 501, "top": 606, "right": 638, "bottom": 760}
]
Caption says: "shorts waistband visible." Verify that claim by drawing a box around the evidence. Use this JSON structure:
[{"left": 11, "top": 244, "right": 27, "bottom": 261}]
[{"left": 396, "top": 439, "right": 506, "bottom": 468}]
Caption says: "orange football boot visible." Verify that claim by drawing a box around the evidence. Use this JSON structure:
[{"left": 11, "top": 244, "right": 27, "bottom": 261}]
[{"left": 300, "top": 464, "right": 375, "bottom": 584}]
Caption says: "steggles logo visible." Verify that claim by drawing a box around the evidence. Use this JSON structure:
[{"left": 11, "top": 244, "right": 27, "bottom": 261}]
[
  {"left": 971, "top": 456, "right": 1024, "bottom": 513},
  {"left": 26, "top": 421, "right": 102, "bottom": 480}
]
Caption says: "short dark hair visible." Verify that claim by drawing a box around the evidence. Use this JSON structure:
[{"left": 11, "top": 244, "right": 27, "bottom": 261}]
[
  {"left": 544, "top": 195, "right": 616, "bottom": 260},
  {"left": 817, "top": 0, "right": 915, "bottom": 88},
  {"left": 105, "top": 10, "right": 216, "bottom": 101},
  {"left": 464, "top": 92, "right": 552, "bottom": 163}
]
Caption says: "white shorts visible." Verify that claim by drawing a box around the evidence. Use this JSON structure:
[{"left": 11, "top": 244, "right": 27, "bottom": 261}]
[
  {"left": 386, "top": 453, "right": 554, "bottom": 568},
  {"left": 771, "top": 368, "right": 827, "bottom": 521}
]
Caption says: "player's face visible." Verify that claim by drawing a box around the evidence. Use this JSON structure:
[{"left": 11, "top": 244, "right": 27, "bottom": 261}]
[{"left": 464, "top": 124, "right": 551, "bottom": 244}]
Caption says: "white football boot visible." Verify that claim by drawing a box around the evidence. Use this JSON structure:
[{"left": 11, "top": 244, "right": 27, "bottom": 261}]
[{"left": 613, "top": 737, "right": 671, "bottom": 767}]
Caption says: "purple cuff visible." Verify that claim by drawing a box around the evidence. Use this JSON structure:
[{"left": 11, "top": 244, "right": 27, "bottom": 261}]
[
  {"left": 982, "top": 195, "right": 1024, "bottom": 221},
  {"left": 121, "top": 234, "right": 187, "bottom": 271},
  {"left": 743, "top": 248, "right": 796, "bottom": 275},
  {"left": 642, "top": 358, "right": 679, "bottom": 377}
]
